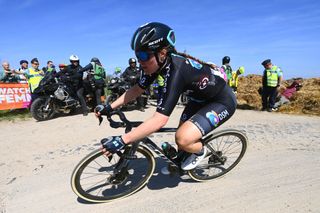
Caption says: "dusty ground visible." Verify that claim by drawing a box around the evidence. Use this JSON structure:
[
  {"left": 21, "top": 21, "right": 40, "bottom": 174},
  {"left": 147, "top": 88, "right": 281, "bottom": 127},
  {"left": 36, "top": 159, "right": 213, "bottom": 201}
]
[{"left": 0, "top": 106, "right": 320, "bottom": 213}]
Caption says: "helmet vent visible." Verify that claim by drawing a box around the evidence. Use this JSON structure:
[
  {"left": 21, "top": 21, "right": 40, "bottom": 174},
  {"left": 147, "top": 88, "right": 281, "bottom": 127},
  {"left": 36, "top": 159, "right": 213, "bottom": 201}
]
[{"left": 141, "top": 28, "right": 155, "bottom": 44}]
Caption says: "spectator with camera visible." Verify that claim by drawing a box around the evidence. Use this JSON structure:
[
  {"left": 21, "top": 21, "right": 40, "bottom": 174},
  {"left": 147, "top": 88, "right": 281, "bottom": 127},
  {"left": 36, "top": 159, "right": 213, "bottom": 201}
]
[
  {"left": 15, "top": 60, "right": 29, "bottom": 83},
  {"left": 0, "top": 61, "right": 19, "bottom": 83}
]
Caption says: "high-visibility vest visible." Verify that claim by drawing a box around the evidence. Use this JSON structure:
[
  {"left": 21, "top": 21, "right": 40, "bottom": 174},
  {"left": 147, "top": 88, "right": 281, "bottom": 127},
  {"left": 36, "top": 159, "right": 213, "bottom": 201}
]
[
  {"left": 28, "top": 68, "right": 43, "bottom": 92},
  {"left": 266, "top": 66, "right": 281, "bottom": 87},
  {"left": 229, "top": 72, "right": 239, "bottom": 88},
  {"left": 47, "top": 67, "right": 54, "bottom": 72}
]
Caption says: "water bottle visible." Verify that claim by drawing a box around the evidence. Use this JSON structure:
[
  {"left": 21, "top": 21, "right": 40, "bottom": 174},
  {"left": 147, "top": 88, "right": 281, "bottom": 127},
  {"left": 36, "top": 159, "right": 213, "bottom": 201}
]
[{"left": 161, "top": 142, "right": 177, "bottom": 159}]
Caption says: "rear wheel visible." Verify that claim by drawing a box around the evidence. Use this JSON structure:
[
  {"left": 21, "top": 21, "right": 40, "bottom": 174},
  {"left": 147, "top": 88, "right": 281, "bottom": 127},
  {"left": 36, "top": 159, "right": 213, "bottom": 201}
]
[
  {"left": 30, "top": 97, "right": 55, "bottom": 121},
  {"left": 188, "top": 129, "right": 247, "bottom": 181},
  {"left": 71, "top": 145, "right": 155, "bottom": 203}
]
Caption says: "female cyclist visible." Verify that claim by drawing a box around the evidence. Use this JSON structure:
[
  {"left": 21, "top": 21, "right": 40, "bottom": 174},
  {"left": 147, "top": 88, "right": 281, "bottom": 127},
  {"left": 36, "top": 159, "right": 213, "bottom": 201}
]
[{"left": 95, "top": 22, "right": 237, "bottom": 171}]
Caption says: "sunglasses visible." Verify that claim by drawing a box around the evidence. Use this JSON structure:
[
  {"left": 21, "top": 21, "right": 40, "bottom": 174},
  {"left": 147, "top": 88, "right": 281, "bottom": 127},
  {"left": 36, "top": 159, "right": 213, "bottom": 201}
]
[
  {"left": 33, "top": 63, "right": 39, "bottom": 65},
  {"left": 135, "top": 51, "right": 154, "bottom": 62}
]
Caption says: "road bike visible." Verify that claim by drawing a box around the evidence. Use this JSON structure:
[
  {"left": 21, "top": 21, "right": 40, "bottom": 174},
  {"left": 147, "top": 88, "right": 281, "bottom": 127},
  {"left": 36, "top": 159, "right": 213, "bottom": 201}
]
[{"left": 71, "top": 110, "right": 247, "bottom": 203}]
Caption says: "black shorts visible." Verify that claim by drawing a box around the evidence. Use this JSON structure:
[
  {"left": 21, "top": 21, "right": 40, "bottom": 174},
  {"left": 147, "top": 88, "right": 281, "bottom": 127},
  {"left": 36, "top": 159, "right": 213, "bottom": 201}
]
[{"left": 179, "top": 87, "right": 237, "bottom": 136}]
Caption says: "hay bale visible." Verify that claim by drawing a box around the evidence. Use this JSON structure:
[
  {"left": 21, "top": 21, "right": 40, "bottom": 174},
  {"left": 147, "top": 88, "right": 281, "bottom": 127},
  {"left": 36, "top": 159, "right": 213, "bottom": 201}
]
[{"left": 236, "top": 75, "right": 320, "bottom": 116}]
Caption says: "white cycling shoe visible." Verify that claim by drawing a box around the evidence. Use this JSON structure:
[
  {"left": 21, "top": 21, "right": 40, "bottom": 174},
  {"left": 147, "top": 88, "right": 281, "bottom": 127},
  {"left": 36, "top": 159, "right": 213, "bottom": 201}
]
[{"left": 181, "top": 147, "right": 207, "bottom": 171}]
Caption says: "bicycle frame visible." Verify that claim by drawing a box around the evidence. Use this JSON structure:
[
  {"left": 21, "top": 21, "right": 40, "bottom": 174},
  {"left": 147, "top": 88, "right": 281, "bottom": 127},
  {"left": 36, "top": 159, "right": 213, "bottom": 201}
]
[{"left": 103, "top": 110, "right": 227, "bottom": 178}]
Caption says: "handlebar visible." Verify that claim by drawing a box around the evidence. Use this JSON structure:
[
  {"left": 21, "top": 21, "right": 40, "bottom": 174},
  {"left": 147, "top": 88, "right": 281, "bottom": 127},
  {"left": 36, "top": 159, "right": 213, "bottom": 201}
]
[{"left": 99, "top": 110, "right": 142, "bottom": 133}]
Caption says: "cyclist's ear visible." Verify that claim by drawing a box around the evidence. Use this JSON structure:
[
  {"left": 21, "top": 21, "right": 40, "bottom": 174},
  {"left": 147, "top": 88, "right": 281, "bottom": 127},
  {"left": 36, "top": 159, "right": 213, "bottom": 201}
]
[{"left": 158, "top": 48, "right": 168, "bottom": 62}]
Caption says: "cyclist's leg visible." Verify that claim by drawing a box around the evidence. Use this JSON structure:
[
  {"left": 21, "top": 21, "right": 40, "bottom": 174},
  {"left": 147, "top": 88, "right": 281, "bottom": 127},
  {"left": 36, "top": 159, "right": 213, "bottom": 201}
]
[
  {"left": 177, "top": 100, "right": 236, "bottom": 170},
  {"left": 177, "top": 102, "right": 235, "bottom": 153}
]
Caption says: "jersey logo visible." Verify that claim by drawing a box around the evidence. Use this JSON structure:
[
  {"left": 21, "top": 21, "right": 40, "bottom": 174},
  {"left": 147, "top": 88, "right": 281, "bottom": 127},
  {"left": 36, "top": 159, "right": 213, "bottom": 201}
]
[
  {"left": 140, "top": 76, "right": 146, "bottom": 84},
  {"left": 206, "top": 111, "right": 220, "bottom": 127},
  {"left": 198, "top": 76, "right": 209, "bottom": 90}
]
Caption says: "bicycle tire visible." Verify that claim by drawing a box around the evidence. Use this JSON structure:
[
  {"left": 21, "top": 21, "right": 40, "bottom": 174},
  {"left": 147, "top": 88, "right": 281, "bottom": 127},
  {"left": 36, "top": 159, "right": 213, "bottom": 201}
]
[
  {"left": 188, "top": 129, "right": 247, "bottom": 182},
  {"left": 71, "top": 145, "right": 155, "bottom": 203}
]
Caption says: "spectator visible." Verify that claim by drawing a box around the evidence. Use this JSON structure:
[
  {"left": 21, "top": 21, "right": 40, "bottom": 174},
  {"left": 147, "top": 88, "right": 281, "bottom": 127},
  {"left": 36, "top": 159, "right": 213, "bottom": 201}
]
[
  {"left": 56, "top": 55, "right": 83, "bottom": 111},
  {"left": 78, "top": 57, "right": 106, "bottom": 115},
  {"left": 42, "top": 60, "right": 56, "bottom": 74},
  {"left": 274, "top": 80, "right": 303, "bottom": 109},
  {"left": 58, "top": 64, "right": 67, "bottom": 72},
  {"left": 15, "top": 60, "right": 29, "bottom": 83},
  {"left": 121, "top": 58, "right": 145, "bottom": 111},
  {"left": 114, "top": 67, "right": 122, "bottom": 77},
  {"left": 229, "top": 66, "right": 245, "bottom": 93},
  {"left": 25, "top": 58, "right": 44, "bottom": 99},
  {"left": 261, "top": 59, "right": 283, "bottom": 112},
  {"left": 1, "top": 61, "right": 19, "bottom": 83},
  {"left": 207, "top": 61, "right": 227, "bottom": 82},
  {"left": 221, "top": 56, "right": 232, "bottom": 85}
]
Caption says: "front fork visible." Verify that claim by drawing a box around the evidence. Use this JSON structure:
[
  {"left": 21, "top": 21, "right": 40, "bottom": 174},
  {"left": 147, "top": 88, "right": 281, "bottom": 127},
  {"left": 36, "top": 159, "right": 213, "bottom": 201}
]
[
  {"left": 109, "top": 142, "right": 140, "bottom": 183},
  {"left": 43, "top": 96, "right": 53, "bottom": 111}
]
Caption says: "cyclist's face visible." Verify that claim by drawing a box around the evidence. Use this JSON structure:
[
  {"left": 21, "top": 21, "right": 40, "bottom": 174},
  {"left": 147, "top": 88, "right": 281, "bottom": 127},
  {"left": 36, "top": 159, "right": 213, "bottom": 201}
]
[{"left": 139, "top": 54, "right": 159, "bottom": 74}]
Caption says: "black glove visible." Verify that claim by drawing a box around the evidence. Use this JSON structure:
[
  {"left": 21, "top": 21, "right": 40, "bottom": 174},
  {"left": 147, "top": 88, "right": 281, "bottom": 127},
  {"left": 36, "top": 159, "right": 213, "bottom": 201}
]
[
  {"left": 101, "top": 136, "right": 126, "bottom": 154},
  {"left": 95, "top": 104, "right": 113, "bottom": 116}
]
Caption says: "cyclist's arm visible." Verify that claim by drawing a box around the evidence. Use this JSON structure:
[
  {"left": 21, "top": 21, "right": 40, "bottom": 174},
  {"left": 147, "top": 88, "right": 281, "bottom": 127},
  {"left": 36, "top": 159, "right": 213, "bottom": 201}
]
[
  {"left": 110, "top": 84, "right": 144, "bottom": 109},
  {"left": 122, "top": 112, "right": 169, "bottom": 144}
]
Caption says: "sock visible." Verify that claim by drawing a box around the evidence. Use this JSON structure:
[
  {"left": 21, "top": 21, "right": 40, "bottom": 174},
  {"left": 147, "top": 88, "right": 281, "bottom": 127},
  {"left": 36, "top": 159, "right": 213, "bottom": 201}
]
[{"left": 195, "top": 147, "right": 204, "bottom": 156}]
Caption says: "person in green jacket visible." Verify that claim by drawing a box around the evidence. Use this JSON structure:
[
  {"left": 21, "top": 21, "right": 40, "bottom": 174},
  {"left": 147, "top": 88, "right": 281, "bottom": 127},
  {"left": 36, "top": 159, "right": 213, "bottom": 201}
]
[
  {"left": 78, "top": 57, "right": 106, "bottom": 115},
  {"left": 221, "top": 56, "right": 232, "bottom": 85}
]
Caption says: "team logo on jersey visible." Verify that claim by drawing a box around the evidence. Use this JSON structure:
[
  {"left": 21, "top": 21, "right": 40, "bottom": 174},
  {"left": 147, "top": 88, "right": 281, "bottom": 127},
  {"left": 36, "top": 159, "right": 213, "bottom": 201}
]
[
  {"left": 140, "top": 77, "right": 146, "bottom": 84},
  {"left": 206, "top": 111, "right": 220, "bottom": 127},
  {"left": 198, "top": 77, "right": 209, "bottom": 90}
]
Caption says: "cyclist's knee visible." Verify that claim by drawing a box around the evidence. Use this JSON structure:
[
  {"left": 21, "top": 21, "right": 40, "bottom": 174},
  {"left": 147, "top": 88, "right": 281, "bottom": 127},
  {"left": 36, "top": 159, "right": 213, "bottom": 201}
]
[
  {"left": 175, "top": 131, "right": 190, "bottom": 148},
  {"left": 175, "top": 123, "right": 202, "bottom": 149}
]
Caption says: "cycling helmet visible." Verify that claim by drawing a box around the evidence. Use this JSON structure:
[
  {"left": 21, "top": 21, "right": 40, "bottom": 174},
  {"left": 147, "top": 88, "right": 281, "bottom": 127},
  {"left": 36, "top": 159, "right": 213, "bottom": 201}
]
[
  {"left": 238, "top": 66, "right": 245, "bottom": 74},
  {"left": 59, "top": 63, "right": 67, "bottom": 68},
  {"left": 131, "top": 22, "right": 176, "bottom": 53},
  {"left": 69, "top": 54, "right": 79, "bottom": 61},
  {"left": 129, "top": 58, "right": 136, "bottom": 64},
  {"left": 91, "top": 57, "right": 100, "bottom": 64},
  {"left": 222, "top": 56, "right": 230, "bottom": 64}
]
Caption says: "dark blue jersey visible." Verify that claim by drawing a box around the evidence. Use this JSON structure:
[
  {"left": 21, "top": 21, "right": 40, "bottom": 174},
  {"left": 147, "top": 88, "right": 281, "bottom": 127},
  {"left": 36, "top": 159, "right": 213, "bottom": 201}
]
[{"left": 138, "top": 54, "right": 229, "bottom": 116}]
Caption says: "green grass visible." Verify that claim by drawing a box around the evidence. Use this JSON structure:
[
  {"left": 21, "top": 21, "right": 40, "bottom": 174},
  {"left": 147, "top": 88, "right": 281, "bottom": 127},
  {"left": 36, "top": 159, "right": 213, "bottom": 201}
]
[{"left": 0, "top": 108, "right": 31, "bottom": 121}]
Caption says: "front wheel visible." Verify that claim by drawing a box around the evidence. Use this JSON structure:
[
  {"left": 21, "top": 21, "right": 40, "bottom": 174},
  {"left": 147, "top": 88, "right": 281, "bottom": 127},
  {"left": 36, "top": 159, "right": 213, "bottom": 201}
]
[
  {"left": 71, "top": 145, "right": 155, "bottom": 203},
  {"left": 188, "top": 129, "right": 247, "bottom": 181},
  {"left": 30, "top": 97, "right": 55, "bottom": 121}
]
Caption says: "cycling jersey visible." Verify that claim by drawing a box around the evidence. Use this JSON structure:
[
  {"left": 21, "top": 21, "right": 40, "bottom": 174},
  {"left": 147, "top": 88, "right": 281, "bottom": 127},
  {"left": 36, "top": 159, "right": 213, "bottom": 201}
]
[
  {"left": 139, "top": 54, "right": 233, "bottom": 114},
  {"left": 138, "top": 54, "right": 237, "bottom": 135}
]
